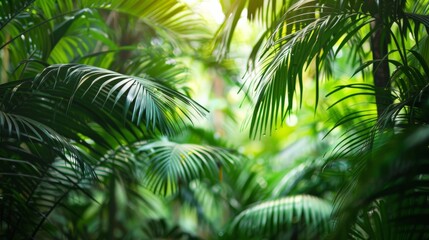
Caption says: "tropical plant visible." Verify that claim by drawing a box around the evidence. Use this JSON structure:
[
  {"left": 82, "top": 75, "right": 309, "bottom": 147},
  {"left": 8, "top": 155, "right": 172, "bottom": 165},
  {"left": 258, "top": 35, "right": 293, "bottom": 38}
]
[
  {"left": 4, "top": 0, "right": 429, "bottom": 238},
  {"left": 216, "top": 0, "right": 429, "bottom": 238},
  {"left": 0, "top": 0, "right": 238, "bottom": 239}
]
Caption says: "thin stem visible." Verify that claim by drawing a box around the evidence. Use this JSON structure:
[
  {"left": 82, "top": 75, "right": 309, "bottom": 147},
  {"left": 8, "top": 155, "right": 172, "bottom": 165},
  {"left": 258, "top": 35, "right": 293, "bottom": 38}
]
[{"left": 370, "top": 12, "right": 393, "bottom": 118}]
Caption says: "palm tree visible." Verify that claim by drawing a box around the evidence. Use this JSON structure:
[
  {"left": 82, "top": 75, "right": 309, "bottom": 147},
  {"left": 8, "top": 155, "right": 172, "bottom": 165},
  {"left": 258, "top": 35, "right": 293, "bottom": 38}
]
[
  {"left": 0, "top": 0, "right": 238, "bottom": 238},
  {"left": 216, "top": 0, "right": 429, "bottom": 238},
  {"left": 4, "top": 0, "right": 429, "bottom": 238}
]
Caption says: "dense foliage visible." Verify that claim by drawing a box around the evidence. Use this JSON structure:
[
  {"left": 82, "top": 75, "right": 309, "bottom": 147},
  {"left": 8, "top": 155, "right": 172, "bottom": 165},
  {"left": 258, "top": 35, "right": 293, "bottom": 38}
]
[{"left": 1, "top": 0, "right": 429, "bottom": 239}]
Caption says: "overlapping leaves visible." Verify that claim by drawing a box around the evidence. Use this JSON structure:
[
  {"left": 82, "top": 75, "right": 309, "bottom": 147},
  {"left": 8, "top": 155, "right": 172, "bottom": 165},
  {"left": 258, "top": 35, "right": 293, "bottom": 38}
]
[{"left": 30, "top": 64, "right": 207, "bottom": 135}]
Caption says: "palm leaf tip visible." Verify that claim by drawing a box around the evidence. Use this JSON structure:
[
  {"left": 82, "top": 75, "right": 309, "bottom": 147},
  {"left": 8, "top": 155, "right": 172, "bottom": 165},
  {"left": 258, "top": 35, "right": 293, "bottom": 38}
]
[{"left": 32, "top": 64, "right": 208, "bottom": 134}]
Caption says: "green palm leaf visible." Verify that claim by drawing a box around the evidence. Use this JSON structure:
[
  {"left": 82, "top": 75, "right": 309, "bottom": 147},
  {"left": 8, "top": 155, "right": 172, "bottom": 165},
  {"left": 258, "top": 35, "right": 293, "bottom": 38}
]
[
  {"left": 1, "top": 61, "right": 207, "bottom": 237},
  {"left": 31, "top": 64, "right": 207, "bottom": 135},
  {"left": 246, "top": 1, "right": 369, "bottom": 138},
  {"left": 229, "top": 195, "right": 332, "bottom": 239},
  {"left": 323, "top": 42, "right": 429, "bottom": 239},
  {"left": 271, "top": 158, "right": 328, "bottom": 197},
  {"left": 1, "top": 0, "right": 216, "bottom": 238},
  {"left": 47, "top": 9, "right": 117, "bottom": 66},
  {"left": 33, "top": 0, "right": 207, "bottom": 42},
  {"left": 137, "top": 139, "right": 237, "bottom": 195}
]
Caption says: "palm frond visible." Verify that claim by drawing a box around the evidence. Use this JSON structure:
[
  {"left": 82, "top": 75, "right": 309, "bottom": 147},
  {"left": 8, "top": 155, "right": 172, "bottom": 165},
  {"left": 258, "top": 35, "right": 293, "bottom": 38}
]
[
  {"left": 33, "top": 0, "right": 208, "bottom": 42},
  {"left": 324, "top": 83, "right": 379, "bottom": 160},
  {"left": 243, "top": 1, "right": 370, "bottom": 138},
  {"left": 2, "top": 81, "right": 144, "bottom": 153},
  {"left": 325, "top": 47, "right": 429, "bottom": 162},
  {"left": 0, "top": 109, "right": 89, "bottom": 170},
  {"left": 39, "top": 140, "right": 170, "bottom": 239},
  {"left": 217, "top": 159, "right": 272, "bottom": 210},
  {"left": 248, "top": 0, "right": 429, "bottom": 139},
  {"left": 321, "top": 42, "right": 429, "bottom": 238},
  {"left": 137, "top": 139, "right": 237, "bottom": 195},
  {"left": 0, "top": 2, "right": 53, "bottom": 81},
  {"left": 0, "top": 0, "right": 219, "bottom": 238},
  {"left": 228, "top": 195, "right": 332, "bottom": 239},
  {"left": 0, "top": 110, "right": 57, "bottom": 142},
  {"left": 31, "top": 64, "right": 207, "bottom": 135},
  {"left": 0, "top": 60, "right": 208, "bottom": 237},
  {"left": 348, "top": 199, "right": 429, "bottom": 240}
]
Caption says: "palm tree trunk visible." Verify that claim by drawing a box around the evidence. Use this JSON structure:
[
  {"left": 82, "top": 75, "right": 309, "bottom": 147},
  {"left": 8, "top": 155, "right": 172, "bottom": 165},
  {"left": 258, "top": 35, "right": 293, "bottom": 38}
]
[{"left": 370, "top": 12, "right": 392, "bottom": 118}]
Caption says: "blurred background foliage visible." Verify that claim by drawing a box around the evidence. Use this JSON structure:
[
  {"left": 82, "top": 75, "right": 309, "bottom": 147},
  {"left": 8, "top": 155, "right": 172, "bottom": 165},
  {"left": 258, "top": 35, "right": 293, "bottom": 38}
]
[{"left": 1, "top": 0, "right": 429, "bottom": 239}]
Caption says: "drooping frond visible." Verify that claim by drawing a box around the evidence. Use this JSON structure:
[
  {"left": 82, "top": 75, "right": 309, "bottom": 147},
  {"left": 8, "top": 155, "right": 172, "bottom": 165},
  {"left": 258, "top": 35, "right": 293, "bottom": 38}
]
[
  {"left": 322, "top": 45, "right": 429, "bottom": 238},
  {"left": 246, "top": 1, "right": 370, "bottom": 138},
  {"left": 326, "top": 48, "right": 429, "bottom": 162},
  {"left": 228, "top": 195, "right": 332, "bottom": 239},
  {"left": 31, "top": 64, "right": 207, "bottom": 135}
]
